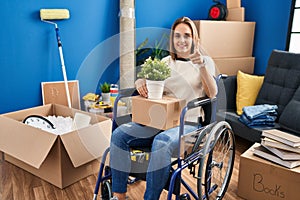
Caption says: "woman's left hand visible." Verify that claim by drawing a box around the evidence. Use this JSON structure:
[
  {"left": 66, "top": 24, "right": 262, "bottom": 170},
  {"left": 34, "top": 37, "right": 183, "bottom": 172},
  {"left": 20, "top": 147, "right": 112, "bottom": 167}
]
[{"left": 135, "top": 79, "right": 148, "bottom": 97}]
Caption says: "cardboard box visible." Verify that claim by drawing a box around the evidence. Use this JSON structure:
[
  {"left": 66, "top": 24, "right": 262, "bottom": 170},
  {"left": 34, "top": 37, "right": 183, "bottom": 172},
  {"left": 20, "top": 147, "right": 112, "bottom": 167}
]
[
  {"left": 238, "top": 143, "right": 300, "bottom": 200},
  {"left": 132, "top": 96, "right": 184, "bottom": 130},
  {"left": 0, "top": 104, "right": 112, "bottom": 188},
  {"left": 213, "top": 57, "right": 255, "bottom": 75},
  {"left": 226, "top": 7, "right": 245, "bottom": 21},
  {"left": 226, "top": 0, "right": 241, "bottom": 8},
  {"left": 41, "top": 80, "right": 81, "bottom": 109},
  {"left": 193, "top": 20, "right": 255, "bottom": 58}
]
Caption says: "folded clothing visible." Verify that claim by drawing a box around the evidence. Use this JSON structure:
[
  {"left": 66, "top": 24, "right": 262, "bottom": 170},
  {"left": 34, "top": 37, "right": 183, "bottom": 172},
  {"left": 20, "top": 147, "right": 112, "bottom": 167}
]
[
  {"left": 239, "top": 104, "right": 278, "bottom": 128},
  {"left": 242, "top": 104, "right": 278, "bottom": 120}
]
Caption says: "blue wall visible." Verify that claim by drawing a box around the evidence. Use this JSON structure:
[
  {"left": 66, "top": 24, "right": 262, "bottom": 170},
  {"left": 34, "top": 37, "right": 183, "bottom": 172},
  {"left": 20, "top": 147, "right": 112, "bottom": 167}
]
[{"left": 0, "top": 0, "right": 292, "bottom": 114}]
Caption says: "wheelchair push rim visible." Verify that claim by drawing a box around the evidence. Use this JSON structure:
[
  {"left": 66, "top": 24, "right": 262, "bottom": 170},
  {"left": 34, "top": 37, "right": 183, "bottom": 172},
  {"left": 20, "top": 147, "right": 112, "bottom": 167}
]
[
  {"left": 197, "top": 121, "right": 235, "bottom": 200},
  {"left": 101, "top": 180, "right": 113, "bottom": 200}
]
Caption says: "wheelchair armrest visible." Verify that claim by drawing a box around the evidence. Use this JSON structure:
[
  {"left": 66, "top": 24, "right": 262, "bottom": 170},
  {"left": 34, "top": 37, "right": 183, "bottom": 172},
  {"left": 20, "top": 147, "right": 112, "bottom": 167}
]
[
  {"left": 113, "top": 87, "right": 139, "bottom": 109},
  {"left": 186, "top": 96, "right": 216, "bottom": 110},
  {"left": 116, "top": 87, "right": 139, "bottom": 99},
  {"left": 112, "top": 87, "right": 139, "bottom": 130},
  {"left": 182, "top": 96, "right": 217, "bottom": 127}
]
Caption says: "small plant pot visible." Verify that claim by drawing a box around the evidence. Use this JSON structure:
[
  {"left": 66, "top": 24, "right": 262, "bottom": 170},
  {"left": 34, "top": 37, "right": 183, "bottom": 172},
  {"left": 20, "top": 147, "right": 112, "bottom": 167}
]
[
  {"left": 102, "top": 92, "right": 111, "bottom": 103},
  {"left": 146, "top": 80, "right": 164, "bottom": 100}
]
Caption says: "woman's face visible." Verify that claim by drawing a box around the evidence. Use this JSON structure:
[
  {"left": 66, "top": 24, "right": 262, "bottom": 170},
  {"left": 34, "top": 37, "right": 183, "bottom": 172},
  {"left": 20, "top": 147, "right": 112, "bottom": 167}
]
[{"left": 173, "top": 23, "right": 193, "bottom": 58}]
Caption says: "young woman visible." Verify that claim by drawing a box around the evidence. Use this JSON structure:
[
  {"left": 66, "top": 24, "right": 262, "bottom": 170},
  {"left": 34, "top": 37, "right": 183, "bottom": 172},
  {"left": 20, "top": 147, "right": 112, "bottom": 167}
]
[{"left": 110, "top": 16, "right": 217, "bottom": 200}]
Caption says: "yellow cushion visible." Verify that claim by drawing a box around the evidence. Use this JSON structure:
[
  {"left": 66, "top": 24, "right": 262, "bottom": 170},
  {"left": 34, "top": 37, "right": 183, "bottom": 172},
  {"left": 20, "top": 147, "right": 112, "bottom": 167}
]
[{"left": 236, "top": 70, "right": 264, "bottom": 115}]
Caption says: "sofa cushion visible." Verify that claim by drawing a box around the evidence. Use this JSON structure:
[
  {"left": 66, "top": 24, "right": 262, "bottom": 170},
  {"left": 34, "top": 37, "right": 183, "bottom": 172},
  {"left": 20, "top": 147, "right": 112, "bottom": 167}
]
[
  {"left": 279, "top": 86, "right": 300, "bottom": 135},
  {"left": 236, "top": 70, "right": 264, "bottom": 115},
  {"left": 255, "top": 50, "right": 300, "bottom": 117}
]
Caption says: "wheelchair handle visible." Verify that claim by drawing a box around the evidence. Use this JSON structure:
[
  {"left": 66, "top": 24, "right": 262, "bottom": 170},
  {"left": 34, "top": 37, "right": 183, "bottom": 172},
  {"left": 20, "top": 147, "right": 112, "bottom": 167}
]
[{"left": 185, "top": 73, "right": 225, "bottom": 110}]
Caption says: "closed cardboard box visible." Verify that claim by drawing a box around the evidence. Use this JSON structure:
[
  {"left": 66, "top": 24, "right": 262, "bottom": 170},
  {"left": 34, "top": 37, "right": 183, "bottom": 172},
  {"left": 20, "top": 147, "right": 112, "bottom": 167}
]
[
  {"left": 213, "top": 57, "right": 255, "bottom": 75},
  {"left": 132, "top": 96, "right": 184, "bottom": 130},
  {"left": 238, "top": 143, "right": 300, "bottom": 200},
  {"left": 0, "top": 104, "right": 112, "bottom": 188},
  {"left": 193, "top": 20, "right": 255, "bottom": 58},
  {"left": 226, "top": 7, "right": 245, "bottom": 21},
  {"left": 226, "top": 0, "right": 241, "bottom": 8}
]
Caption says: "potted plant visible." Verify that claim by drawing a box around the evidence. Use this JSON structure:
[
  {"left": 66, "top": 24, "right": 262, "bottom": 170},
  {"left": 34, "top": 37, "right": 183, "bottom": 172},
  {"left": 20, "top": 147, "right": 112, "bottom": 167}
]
[
  {"left": 100, "top": 82, "right": 111, "bottom": 103},
  {"left": 137, "top": 57, "right": 171, "bottom": 99}
]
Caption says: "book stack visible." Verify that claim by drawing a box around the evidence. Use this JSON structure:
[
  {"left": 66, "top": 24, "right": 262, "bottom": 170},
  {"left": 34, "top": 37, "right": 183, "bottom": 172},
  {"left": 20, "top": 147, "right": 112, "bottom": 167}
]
[{"left": 253, "top": 129, "right": 300, "bottom": 169}]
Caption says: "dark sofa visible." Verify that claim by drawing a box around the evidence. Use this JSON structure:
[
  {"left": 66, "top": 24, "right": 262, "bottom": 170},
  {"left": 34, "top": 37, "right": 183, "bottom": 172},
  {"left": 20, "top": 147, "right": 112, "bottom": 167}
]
[{"left": 216, "top": 50, "right": 300, "bottom": 142}]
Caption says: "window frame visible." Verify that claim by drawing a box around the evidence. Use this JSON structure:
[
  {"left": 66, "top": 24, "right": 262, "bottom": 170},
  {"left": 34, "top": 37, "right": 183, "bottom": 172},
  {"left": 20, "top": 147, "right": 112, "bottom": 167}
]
[{"left": 286, "top": 0, "right": 299, "bottom": 52}]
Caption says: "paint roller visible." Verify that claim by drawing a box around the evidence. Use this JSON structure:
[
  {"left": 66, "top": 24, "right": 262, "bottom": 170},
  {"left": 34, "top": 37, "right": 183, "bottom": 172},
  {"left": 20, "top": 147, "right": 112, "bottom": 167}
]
[{"left": 40, "top": 9, "right": 72, "bottom": 108}]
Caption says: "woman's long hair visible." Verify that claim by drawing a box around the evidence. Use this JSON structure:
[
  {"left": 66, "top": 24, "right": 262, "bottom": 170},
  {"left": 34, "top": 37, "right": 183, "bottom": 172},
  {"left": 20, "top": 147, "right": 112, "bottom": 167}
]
[{"left": 169, "top": 16, "right": 208, "bottom": 60}]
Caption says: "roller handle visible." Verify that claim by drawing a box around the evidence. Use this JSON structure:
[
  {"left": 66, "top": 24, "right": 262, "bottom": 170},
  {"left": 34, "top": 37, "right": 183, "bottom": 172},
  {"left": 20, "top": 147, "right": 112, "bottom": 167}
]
[
  {"left": 55, "top": 27, "right": 62, "bottom": 47},
  {"left": 55, "top": 26, "right": 71, "bottom": 108}
]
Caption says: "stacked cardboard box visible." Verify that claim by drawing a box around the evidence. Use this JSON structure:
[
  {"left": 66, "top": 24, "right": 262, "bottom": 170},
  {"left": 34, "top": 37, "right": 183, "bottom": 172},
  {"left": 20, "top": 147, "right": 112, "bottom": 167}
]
[
  {"left": 226, "top": 0, "right": 244, "bottom": 21},
  {"left": 194, "top": 0, "right": 255, "bottom": 76}
]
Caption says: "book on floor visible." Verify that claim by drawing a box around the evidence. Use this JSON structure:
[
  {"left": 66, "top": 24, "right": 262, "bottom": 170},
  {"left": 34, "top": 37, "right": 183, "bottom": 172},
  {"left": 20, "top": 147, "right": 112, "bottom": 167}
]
[
  {"left": 261, "top": 137, "right": 300, "bottom": 154},
  {"left": 261, "top": 129, "right": 300, "bottom": 147},
  {"left": 253, "top": 145, "right": 300, "bottom": 169},
  {"left": 261, "top": 143, "right": 300, "bottom": 160}
]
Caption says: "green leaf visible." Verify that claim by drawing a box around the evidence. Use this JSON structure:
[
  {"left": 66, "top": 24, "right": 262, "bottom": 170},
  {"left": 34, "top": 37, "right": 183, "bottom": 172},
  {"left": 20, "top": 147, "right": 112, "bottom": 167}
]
[{"left": 137, "top": 57, "right": 171, "bottom": 81}]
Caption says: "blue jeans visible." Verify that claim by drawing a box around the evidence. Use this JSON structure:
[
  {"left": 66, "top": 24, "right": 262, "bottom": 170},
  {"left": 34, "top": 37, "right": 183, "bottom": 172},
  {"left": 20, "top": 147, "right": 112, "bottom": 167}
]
[
  {"left": 242, "top": 104, "right": 278, "bottom": 119},
  {"left": 110, "top": 122, "right": 197, "bottom": 200}
]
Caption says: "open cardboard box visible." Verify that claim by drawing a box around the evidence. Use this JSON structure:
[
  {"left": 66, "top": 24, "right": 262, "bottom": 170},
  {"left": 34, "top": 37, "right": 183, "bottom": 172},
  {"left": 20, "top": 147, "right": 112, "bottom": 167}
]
[
  {"left": 0, "top": 104, "right": 112, "bottom": 188},
  {"left": 132, "top": 96, "right": 185, "bottom": 130},
  {"left": 238, "top": 143, "right": 300, "bottom": 200}
]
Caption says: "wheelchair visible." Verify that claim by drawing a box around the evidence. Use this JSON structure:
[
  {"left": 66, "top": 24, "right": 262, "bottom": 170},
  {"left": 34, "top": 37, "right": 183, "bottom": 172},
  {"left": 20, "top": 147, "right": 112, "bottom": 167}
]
[{"left": 93, "top": 75, "right": 235, "bottom": 200}]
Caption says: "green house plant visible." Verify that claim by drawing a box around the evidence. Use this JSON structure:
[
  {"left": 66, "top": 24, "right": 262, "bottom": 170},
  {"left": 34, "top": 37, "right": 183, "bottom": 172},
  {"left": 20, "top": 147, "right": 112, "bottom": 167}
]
[
  {"left": 100, "top": 82, "right": 111, "bottom": 102},
  {"left": 137, "top": 57, "right": 171, "bottom": 81},
  {"left": 137, "top": 57, "right": 171, "bottom": 99},
  {"left": 100, "top": 82, "right": 110, "bottom": 93}
]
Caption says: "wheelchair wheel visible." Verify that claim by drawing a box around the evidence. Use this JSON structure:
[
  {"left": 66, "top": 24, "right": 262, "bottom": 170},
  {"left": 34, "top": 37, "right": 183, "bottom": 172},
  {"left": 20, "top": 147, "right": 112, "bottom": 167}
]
[
  {"left": 197, "top": 121, "right": 235, "bottom": 200},
  {"left": 101, "top": 180, "right": 113, "bottom": 200}
]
